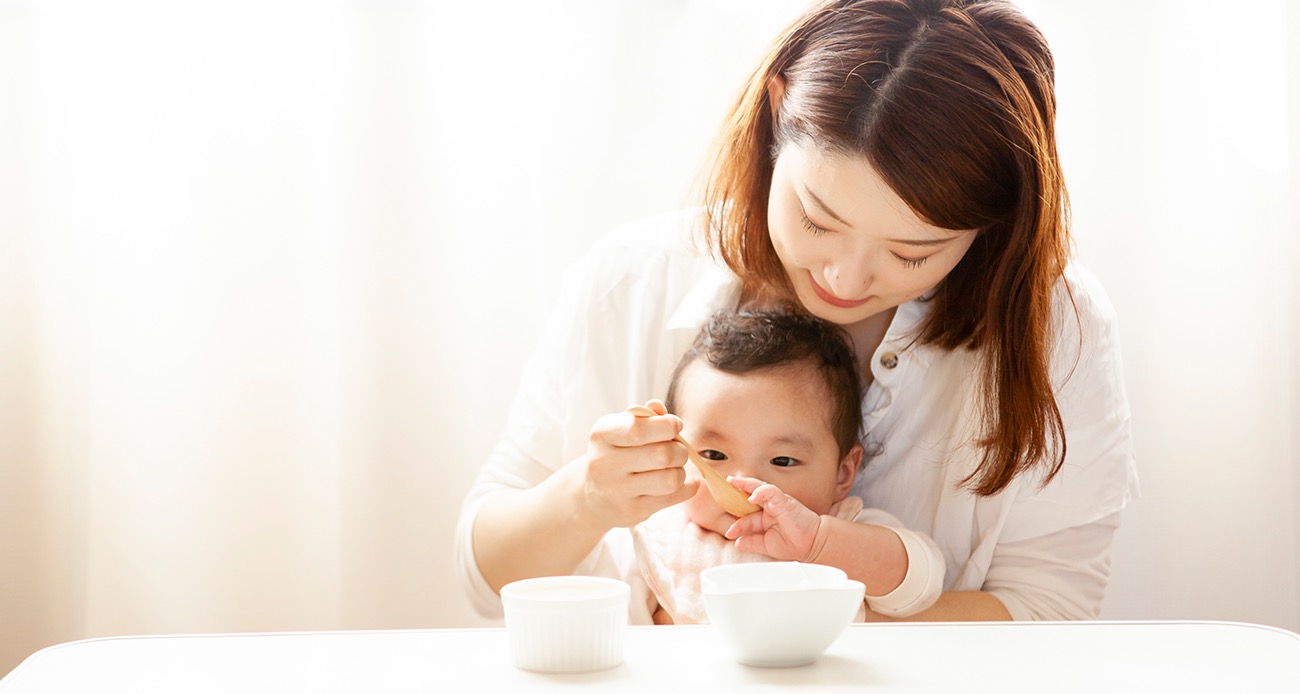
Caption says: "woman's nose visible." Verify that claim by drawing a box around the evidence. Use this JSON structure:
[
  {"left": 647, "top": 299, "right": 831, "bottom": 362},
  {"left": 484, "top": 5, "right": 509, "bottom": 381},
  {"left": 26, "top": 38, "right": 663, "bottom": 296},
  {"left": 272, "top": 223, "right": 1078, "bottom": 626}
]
[{"left": 823, "top": 253, "right": 873, "bottom": 297}]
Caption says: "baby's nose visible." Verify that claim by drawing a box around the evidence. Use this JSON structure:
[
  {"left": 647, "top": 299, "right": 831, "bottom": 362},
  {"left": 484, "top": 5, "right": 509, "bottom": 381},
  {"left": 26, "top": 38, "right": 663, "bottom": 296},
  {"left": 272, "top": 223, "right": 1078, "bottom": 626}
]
[{"left": 727, "top": 460, "right": 763, "bottom": 481}]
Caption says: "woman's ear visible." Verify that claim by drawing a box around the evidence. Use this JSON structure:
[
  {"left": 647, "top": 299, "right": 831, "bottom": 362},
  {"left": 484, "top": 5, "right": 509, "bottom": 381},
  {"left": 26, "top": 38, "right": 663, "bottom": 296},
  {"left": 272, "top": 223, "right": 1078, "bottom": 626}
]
[
  {"left": 833, "top": 443, "right": 862, "bottom": 502},
  {"left": 767, "top": 73, "right": 786, "bottom": 121}
]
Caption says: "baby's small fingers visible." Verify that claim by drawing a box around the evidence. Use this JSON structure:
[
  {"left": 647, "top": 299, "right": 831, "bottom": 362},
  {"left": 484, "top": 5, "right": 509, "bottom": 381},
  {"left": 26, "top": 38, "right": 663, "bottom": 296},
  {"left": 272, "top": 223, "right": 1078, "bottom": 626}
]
[
  {"left": 726, "top": 475, "right": 765, "bottom": 494},
  {"left": 749, "top": 484, "right": 800, "bottom": 513},
  {"left": 732, "top": 534, "right": 762, "bottom": 555},
  {"left": 724, "top": 514, "right": 761, "bottom": 540}
]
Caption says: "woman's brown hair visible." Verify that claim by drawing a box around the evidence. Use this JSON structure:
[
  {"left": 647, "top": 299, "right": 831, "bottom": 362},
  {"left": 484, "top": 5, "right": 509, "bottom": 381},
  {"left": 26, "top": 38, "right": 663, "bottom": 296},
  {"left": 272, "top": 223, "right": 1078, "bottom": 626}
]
[{"left": 695, "top": 0, "right": 1071, "bottom": 496}]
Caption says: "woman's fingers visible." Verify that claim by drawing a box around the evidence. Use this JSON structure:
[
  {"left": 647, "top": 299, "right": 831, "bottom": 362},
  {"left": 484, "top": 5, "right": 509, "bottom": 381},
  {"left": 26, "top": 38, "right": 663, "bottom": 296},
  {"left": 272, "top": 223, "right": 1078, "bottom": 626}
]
[
  {"left": 608, "top": 408, "right": 683, "bottom": 454},
  {"left": 580, "top": 406, "right": 695, "bottom": 528},
  {"left": 641, "top": 399, "right": 670, "bottom": 416},
  {"left": 628, "top": 458, "right": 690, "bottom": 496},
  {"left": 651, "top": 477, "right": 701, "bottom": 508}
]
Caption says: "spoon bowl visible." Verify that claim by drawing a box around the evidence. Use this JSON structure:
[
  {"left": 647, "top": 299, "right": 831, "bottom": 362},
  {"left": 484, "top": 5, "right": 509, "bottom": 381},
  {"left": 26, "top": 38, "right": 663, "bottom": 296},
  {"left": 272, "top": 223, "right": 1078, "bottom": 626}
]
[{"left": 627, "top": 405, "right": 760, "bottom": 517}]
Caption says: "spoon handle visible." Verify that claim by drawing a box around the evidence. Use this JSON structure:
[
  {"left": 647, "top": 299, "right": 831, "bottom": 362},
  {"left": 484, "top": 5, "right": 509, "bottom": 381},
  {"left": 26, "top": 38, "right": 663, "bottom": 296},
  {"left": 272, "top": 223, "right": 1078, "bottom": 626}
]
[
  {"left": 626, "top": 405, "right": 760, "bottom": 516},
  {"left": 675, "top": 436, "right": 762, "bottom": 516}
]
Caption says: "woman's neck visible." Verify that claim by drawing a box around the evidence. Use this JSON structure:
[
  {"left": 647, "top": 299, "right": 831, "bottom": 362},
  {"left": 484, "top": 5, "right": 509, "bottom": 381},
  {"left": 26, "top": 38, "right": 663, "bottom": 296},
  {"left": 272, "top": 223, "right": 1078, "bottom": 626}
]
[{"left": 842, "top": 307, "right": 897, "bottom": 387}]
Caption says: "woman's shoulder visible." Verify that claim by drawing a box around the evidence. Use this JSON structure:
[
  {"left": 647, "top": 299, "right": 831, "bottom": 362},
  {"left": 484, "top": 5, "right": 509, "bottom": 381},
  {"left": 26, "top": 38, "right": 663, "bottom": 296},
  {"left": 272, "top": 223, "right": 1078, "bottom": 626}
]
[
  {"left": 1010, "top": 261, "right": 1138, "bottom": 539},
  {"left": 571, "top": 209, "right": 728, "bottom": 298},
  {"left": 1046, "top": 260, "right": 1130, "bottom": 402},
  {"left": 1058, "top": 261, "right": 1119, "bottom": 324},
  {"left": 1051, "top": 261, "right": 1123, "bottom": 355},
  {"left": 585, "top": 208, "right": 709, "bottom": 263},
  {"left": 559, "top": 209, "right": 736, "bottom": 321}
]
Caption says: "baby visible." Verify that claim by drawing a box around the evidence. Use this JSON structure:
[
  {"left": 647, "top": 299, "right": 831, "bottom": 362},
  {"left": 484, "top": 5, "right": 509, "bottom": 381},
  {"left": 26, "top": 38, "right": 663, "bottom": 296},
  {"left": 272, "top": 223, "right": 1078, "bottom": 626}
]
[{"left": 632, "top": 309, "right": 944, "bottom": 624}]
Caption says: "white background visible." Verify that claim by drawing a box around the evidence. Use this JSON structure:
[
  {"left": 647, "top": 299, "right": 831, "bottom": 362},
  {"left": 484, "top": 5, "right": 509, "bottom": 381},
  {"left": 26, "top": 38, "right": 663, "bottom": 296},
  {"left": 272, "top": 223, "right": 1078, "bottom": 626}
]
[{"left": 1, "top": 0, "right": 1296, "bottom": 677}]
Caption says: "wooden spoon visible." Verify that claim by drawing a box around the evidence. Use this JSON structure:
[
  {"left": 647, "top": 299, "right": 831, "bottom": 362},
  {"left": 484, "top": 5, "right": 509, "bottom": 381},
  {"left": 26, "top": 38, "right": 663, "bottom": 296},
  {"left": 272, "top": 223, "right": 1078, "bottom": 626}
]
[{"left": 627, "top": 405, "right": 761, "bottom": 517}]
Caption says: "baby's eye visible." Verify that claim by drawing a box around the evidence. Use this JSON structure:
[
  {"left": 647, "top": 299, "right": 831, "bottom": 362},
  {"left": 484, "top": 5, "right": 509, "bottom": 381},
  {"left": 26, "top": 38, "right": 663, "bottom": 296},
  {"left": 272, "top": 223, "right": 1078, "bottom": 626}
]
[
  {"left": 769, "top": 456, "right": 799, "bottom": 468},
  {"left": 699, "top": 449, "right": 728, "bottom": 462}
]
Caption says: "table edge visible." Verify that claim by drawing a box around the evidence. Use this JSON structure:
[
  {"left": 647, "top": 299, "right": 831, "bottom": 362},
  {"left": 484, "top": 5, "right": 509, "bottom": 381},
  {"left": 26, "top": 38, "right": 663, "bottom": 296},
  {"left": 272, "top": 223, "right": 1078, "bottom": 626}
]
[{"left": 5, "top": 618, "right": 1298, "bottom": 686}]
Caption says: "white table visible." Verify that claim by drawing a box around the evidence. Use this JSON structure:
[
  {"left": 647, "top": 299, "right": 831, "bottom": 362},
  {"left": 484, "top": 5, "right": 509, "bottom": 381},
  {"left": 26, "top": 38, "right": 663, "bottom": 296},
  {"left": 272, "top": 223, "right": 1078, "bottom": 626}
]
[{"left": 3, "top": 621, "right": 1299, "bottom": 692}]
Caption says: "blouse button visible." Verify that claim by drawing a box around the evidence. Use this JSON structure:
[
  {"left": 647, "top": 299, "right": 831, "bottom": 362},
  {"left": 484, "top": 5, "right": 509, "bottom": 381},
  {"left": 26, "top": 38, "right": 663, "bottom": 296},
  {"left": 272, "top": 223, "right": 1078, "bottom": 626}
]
[{"left": 879, "top": 351, "right": 899, "bottom": 369}]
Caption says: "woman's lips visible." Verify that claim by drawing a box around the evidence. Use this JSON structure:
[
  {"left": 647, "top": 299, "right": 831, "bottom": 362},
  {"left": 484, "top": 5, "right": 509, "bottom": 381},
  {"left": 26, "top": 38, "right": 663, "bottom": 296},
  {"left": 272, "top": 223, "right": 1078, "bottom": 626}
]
[{"left": 808, "top": 273, "right": 871, "bottom": 308}]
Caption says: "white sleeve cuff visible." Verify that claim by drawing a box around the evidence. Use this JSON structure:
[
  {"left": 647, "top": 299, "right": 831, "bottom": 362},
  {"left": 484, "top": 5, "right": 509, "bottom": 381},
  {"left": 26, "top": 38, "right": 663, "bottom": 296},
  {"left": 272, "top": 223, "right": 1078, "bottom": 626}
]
[
  {"left": 452, "top": 494, "right": 507, "bottom": 622},
  {"left": 865, "top": 525, "right": 945, "bottom": 618}
]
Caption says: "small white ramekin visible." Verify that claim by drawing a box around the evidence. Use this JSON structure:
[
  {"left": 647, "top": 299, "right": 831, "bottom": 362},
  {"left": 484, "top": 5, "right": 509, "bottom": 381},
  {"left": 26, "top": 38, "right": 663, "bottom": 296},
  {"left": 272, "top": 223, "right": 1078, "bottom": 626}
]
[{"left": 500, "top": 575, "right": 630, "bottom": 673}]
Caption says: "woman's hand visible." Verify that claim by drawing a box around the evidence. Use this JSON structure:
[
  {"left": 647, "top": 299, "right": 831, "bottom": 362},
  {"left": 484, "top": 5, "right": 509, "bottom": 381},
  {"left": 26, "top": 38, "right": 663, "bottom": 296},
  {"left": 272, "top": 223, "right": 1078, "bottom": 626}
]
[
  {"left": 576, "top": 400, "right": 700, "bottom": 531},
  {"left": 472, "top": 399, "right": 698, "bottom": 594},
  {"left": 723, "top": 476, "right": 823, "bottom": 561}
]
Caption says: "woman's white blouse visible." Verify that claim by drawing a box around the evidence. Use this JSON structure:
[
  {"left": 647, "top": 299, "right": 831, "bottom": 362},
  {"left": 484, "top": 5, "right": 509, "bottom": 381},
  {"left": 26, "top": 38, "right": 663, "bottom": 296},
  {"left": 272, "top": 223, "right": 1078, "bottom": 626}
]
[{"left": 454, "top": 211, "right": 1139, "bottom": 623}]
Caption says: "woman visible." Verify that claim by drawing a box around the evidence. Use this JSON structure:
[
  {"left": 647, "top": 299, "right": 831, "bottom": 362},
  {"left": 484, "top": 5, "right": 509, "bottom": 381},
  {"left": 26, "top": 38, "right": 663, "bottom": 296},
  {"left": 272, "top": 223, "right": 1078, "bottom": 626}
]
[{"left": 455, "top": 0, "right": 1136, "bottom": 622}]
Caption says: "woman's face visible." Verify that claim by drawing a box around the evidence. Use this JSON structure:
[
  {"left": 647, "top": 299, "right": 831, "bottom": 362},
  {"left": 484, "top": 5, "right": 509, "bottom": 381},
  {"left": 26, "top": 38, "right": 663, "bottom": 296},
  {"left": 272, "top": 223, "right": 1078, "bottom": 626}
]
[{"left": 766, "top": 142, "right": 979, "bottom": 331}]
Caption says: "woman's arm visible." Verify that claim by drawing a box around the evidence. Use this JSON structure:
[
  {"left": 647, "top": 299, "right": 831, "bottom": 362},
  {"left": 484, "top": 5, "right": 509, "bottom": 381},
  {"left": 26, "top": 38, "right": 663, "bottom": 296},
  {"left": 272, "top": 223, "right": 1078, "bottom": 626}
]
[
  {"left": 774, "top": 497, "right": 1117, "bottom": 622},
  {"left": 864, "top": 590, "right": 1012, "bottom": 621},
  {"left": 980, "top": 511, "right": 1121, "bottom": 620},
  {"left": 863, "top": 512, "right": 1121, "bottom": 621},
  {"left": 470, "top": 461, "right": 611, "bottom": 594},
  {"left": 471, "top": 407, "right": 699, "bottom": 594}
]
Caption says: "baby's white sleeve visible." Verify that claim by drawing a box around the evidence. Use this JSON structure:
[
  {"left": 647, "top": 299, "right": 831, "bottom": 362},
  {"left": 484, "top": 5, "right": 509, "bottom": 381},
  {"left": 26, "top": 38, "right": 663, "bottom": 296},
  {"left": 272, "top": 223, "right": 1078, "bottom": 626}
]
[{"left": 852, "top": 508, "right": 946, "bottom": 618}]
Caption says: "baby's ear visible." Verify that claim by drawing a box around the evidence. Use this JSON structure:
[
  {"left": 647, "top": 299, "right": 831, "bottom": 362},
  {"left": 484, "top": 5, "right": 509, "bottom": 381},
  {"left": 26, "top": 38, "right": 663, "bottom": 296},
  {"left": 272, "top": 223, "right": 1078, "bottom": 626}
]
[{"left": 833, "top": 444, "right": 863, "bottom": 501}]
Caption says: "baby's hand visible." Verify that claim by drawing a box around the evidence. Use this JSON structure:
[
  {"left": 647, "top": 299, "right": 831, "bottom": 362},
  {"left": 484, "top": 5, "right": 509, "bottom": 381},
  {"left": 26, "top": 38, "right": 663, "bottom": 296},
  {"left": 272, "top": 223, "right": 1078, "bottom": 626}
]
[{"left": 722, "top": 476, "right": 822, "bottom": 561}]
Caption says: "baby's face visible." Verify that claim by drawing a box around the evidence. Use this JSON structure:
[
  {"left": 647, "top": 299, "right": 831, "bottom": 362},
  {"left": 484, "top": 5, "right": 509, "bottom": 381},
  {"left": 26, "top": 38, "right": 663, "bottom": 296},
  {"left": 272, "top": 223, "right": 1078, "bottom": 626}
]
[{"left": 673, "top": 360, "right": 855, "bottom": 536}]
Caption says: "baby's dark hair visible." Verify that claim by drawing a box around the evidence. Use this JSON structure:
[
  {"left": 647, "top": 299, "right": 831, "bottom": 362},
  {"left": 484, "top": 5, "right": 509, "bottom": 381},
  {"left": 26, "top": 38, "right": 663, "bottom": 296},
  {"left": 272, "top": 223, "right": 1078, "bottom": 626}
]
[{"left": 665, "top": 309, "right": 863, "bottom": 457}]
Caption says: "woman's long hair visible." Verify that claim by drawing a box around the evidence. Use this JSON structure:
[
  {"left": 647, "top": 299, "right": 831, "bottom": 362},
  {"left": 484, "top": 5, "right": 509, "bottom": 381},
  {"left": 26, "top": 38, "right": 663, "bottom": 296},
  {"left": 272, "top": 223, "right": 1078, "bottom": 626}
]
[{"left": 695, "top": 0, "right": 1071, "bottom": 496}]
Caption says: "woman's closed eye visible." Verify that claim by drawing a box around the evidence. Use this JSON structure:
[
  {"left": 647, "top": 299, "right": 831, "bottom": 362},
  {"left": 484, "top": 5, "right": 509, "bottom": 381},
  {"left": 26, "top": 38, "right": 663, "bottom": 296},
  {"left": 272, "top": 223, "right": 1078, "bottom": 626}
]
[
  {"left": 800, "top": 214, "right": 831, "bottom": 237},
  {"left": 804, "top": 211, "right": 934, "bottom": 269},
  {"left": 890, "top": 251, "right": 931, "bottom": 269}
]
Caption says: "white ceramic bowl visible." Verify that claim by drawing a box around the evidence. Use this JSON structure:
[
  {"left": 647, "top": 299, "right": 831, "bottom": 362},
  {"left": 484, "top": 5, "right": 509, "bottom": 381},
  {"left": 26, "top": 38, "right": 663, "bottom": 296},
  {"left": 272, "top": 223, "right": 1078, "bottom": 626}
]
[
  {"left": 701, "top": 562, "right": 865, "bottom": 667},
  {"left": 500, "top": 575, "right": 630, "bottom": 673}
]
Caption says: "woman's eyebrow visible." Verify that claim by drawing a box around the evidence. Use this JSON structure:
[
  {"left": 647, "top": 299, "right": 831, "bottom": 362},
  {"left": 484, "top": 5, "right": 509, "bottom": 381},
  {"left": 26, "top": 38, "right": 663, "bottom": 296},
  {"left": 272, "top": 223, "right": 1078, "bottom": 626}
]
[{"left": 886, "top": 235, "right": 958, "bottom": 247}]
